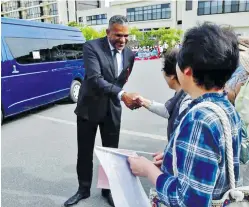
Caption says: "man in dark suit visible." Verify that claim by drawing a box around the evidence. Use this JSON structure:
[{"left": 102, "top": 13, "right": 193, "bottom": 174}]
[{"left": 64, "top": 15, "right": 139, "bottom": 207}]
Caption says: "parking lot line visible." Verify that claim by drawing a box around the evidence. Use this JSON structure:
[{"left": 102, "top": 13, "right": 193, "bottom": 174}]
[{"left": 34, "top": 115, "right": 167, "bottom": 141}]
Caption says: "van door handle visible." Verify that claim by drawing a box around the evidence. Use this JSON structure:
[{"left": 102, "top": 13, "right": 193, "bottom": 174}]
[{"left": 12, "top": 65, "right": 19, "bottom": 74}]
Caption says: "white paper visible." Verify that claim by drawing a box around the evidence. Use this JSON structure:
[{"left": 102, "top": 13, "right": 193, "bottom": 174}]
[
  {"left": 94, "top": 146, "right": 150, "bottom": 207},
  {"left": 32, "top": 51, "right": 41, "bottom": 59},
  {"left": 97, "top": 165, "right": 110, "bottom": 189}
]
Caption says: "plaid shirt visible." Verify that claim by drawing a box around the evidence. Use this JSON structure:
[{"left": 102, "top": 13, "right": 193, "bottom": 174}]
[
  {"left": 226, "top": 65, "right": 249, "bottom": 91},
  {"left": 156, "top": 92, "right": 242, "bottom": 207}
]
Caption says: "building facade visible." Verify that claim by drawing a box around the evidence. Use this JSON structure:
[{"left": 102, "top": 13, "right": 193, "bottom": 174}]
[
  {"left": 77, "top": 0, "right": 183, "bottom": 31},
  {"left": 1, "top": 0, "right": 103, "bottom": 24},
  {"left": 77, "top": 0, "right": 249, "bottom": 36},
  {"left": 182, "top": 0, "right": 249, "bottom": 36},
  {"left": 1, "top": 0, "right": 249, "bottom": 36}
]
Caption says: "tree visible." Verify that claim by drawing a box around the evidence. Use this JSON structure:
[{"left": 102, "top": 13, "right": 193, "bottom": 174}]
[
  {"left": 67, "top": 21, "right": 80, "bottom": 27},
  {"left": 140, "top": 31, "right": 155, "bottom": 47},
  {"left": 67, "top": 21, "right": 106, "bottom": 41},
  {"left": 98, "top": 28, "right": 107, "bottom": 38},
  {"left": 79, "top": 26, "right": 100, "bottom": 41},
  {"left": 129, "top": 26, "right": 183, "bottom": 48},
  {"left": 152, "top": 28, "right": 183, "bottom": 48},
  {"left": 129, "top": 27, "right": 155, "bottom": 47},
  {"left": 130, "top": 27, "right": 143, "bottom": 41},
  {"left": 67, "top": 22, "right": 183, "bottom": 46}
]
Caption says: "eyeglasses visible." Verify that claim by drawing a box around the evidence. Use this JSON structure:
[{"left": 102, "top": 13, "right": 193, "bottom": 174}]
[{"left": 114, "top": 34, "right": 129, "bottom": 38}]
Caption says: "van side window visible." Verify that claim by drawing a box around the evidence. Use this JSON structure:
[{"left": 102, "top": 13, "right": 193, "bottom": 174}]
[
  {"left": 5, "top": 37, "right": 83, "bottom": 64},
  {"left": 61, "top": 40, "right": 83, "bottom": 60},
  {"left": 5, "top": 37, "right": 51, "bottom": 64},
  {"left": 47, "top": 40, "right": 66, "bottom": 61}
]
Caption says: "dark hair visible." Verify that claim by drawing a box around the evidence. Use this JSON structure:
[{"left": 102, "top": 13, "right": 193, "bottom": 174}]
[
  {"left": 108, "top": 15, "right": 128, "bottom": 29},
  {"left": 162, "top": 48, "right": 179, "bottom": 82},
  {"left": 177, "top": 22, "right": 239, "bottom": 90}
]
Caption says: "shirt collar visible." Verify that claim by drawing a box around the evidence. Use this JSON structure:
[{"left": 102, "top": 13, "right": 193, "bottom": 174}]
[
  {"left": 189, "top": 91, "right": 227, "bottom": 108},
  {"left": 107, "top": 39, "right": 122, "bottom": 54}
]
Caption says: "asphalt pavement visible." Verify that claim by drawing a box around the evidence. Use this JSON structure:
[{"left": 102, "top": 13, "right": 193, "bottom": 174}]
[{"left": 2, "top": 59, "right": 174, "bottom": 207}]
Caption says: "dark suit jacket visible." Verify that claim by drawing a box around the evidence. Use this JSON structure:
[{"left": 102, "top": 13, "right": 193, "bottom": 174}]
[{"left": 74, "top": 37, "right": 135, "bottom": 124}]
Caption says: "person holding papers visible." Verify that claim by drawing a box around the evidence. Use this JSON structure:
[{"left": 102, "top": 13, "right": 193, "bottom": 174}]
[{"left": 128, "top": 23, "right": 242, "bottom": 206}]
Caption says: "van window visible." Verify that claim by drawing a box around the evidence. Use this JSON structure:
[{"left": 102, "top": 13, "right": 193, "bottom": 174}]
[
  {"left": 5, "top": 37, "right": 50, "bottom": 64},
  {"left": 60, "top": 40, "right": 83, "bottom": 60},
  {"left": 47, "top": 39, "right": 66, "bottom": 61},
  {"left": 5, "top": 37, "right": 84, "bottom": 64}
]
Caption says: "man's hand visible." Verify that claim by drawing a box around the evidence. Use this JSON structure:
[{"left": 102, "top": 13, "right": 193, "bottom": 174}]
[
  {"left": 133, "top": 95, "right": 152, "bottom": 109},
  {"left": 121, "top": 92, "right": 141, "bottom": 110}
]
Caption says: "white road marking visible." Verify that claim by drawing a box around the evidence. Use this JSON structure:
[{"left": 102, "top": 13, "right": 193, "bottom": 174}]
[{"left": 34, "top": 115, "right": 167, "bottom": 141}]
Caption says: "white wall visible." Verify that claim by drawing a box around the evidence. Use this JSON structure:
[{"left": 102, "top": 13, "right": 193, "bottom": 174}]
[
  {"left": 99, "top": 0, "right": 106, "bottom": 8},
  {"left": 110, "top": 0, "right": 145, "bottom": 7},
  {"left": 68, "top": 0, "right": 76, "bottom": 22},
  {"left": 77, "top": 7, "right": 126, "bottom": 31},
  {"left": 110, "top": 0, "right": 169, "bottom": 9},
  {"left": 128, "top": 18, "right": 173, "bottom": 30},
  {"left": 57, "top": 0, "right": 68, "bottom": 24},
  {"left": 58, "top": 0, "right": 85, "bottom": 24}
]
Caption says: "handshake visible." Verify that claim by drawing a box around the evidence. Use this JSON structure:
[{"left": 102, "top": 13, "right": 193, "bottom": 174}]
[{"left": 121, "top": 92, "right": 151, "bottom": 110}]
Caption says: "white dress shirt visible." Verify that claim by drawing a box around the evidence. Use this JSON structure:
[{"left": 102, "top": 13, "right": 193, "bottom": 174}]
[
  {"left": 108, "top": 40, "right": 125, "bottom": 100},
  {"left": 108, "top": 41, "right": 123, "bottom": 76}
]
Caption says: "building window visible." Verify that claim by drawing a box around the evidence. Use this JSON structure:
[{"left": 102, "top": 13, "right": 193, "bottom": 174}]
[
  {"left": 127, "top": 3, "right": 171, "bottom": 22},
  {"left": 86, "top": 14, "right": 107, "bottom": 25},
  {"left": 186, "top": 0, "right": 193, "bottom": 10},
  {"left": 210, "top": 0, "right": 223, "bottom": 14},
  {"left": 51, "top": 16, "right": 59, "bottom": 24},
  {"left": 2, "top": 1, "right": 19, "bottom": 12},
  {"left": 198, "top": 0, "right": 249, "bottom": 15},
  {"left": 177, "top": 20, "right": 182, "bottom": 25},
  {"left": 79, "top": 17, "right": 83, "bottom": 23},
  {"left": 127, "top": 8, "right": 135, "bottom": 21},
  {"left": 5, "top": 11, "right": 20, "bottom": 19},
  {"left": 23, "top": 1, "right": 39, "bottom": 8},
  {"left": 48, "top": 3, "right": 58, "bottom": 15},
  {"left": 231, "top": 0, "right": 240, "bottom": 12},
  {"left": 26, "top": 7, "right": 41, "bottom": 19}
]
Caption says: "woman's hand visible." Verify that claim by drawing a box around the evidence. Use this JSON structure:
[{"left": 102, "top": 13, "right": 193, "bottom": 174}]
[
  {"left": 152, "top": 151, "right": 164, "bottom": 168},
  {"left": 133, "top": 95, "right": 152, "bottom": 108},
  {"left": 128, "top": 156, "right": 154, "bottom": 177},
  {"left": 128, "top": 156, "right": 163, "bottom": 185}
]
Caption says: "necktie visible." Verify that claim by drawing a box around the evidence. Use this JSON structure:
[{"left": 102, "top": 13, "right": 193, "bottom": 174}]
[{"left": 113, "top": 49, "right": 119, "bottom": 77}]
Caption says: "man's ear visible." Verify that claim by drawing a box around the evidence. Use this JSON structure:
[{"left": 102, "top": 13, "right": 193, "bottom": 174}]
[
  {"left": 170, "top": 75, "right": 175, "bottom": 80},
  {"left": 183, "top": 67, "right": 192, "bottom": 76},
  {"left": 106, "top": 29, "right": 110, "bottom": 36}
]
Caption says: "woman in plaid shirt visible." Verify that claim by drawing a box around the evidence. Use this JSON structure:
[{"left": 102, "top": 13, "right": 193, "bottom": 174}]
[{"left": 128, "top": 23, "right": 243, "bottom": 207}]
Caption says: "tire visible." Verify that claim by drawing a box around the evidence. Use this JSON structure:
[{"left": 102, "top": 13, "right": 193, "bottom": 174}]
[{"left": 69, "top": 80, "right": 81, "bottom": 103}]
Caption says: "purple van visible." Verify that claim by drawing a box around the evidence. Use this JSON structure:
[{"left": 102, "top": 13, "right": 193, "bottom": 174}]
[{"left": 1, "top": 17, "right": 86, "bottom": 122}]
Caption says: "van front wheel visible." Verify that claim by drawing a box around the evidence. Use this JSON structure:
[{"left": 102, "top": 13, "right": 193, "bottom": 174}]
[{"left": 69, "top": 80, "right": 81, "bottom": 103}]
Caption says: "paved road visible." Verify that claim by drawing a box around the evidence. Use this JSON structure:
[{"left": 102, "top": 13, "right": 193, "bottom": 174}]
[
  {"left": 2, "top": 59, "right": 175, "bottom": 207},
  {"left": 2, "top": 59, "right": 249, "bottom": 207}
]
